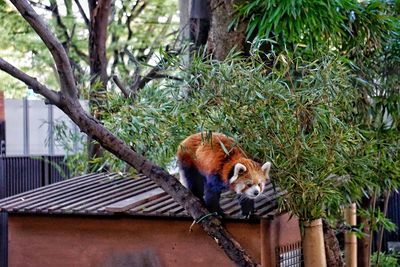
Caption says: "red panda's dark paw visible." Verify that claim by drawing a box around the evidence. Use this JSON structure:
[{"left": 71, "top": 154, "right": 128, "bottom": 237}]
[{"left": 238, "top": 197, "right": 255, "bottom": 218}]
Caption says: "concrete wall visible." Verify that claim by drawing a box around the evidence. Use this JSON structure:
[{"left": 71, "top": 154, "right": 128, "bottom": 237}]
[{"left": 5, "top": 99, "right": 87, "bottom": 156}]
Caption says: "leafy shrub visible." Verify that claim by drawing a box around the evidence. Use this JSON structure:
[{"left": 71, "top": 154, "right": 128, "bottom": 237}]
[
  {"left": 371, "top": 251, "right": 399, "bottom": 267},
  {"left": 100, "top": 51, "right": 368, "bottom": 221}
]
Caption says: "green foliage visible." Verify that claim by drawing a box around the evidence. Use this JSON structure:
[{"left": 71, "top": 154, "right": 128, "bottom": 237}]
[
  {"left": 371, "top": 251, "right": 399, "bottom": 267},
  {"left": 232, "top": 0, "right": 400, "bottom": 224},
  {"left": 234, "top": 0, "right": 397, "bottom": 57},
  {"left": 97, "top": 50, "right": 380, "bottom": 222},
  {"left": 53, "top": 120, "right": 87, "bottom": 176},
  {"left": 234, "top": 0, "right": 351, "bottom": 47},
  {"left": 359, "top": 207, "right": 397, "bottom": 234},
  {"left": 98, "top": 45, "right": 399, "bottom": 223},
  {"left": 185, "top": 52, "right": 366, "bottom": 221}
]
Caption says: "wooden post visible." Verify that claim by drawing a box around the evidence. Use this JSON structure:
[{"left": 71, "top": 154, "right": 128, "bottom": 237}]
[
  {"left": 345, "top": 203, "right": 357, "bottom": 267},
  {"left": 303, "top": 219, "right": 327, "bottom": 267}
]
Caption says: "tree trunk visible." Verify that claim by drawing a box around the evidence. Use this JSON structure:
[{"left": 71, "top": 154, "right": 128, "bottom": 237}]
[
  {"left": 87, "top": 0, "right": 112, "bottom": 168},
  {"left": 375, "top": 191, "right": 391, "bottom": 266},
  {"left": 322, "top": 219, "right": 344, "bottom": 267},
  {"left": 358, "top": 197, "right": 373, "bottom": 267},
  {"left": 207, "top": 0, "right": 247, "bottom": 60},
  {"left": 190, "top": 0, "right": 210, "bottom": 48}
]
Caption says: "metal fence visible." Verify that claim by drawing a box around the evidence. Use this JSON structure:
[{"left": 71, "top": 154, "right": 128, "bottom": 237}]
[
  {"left": 0, "top": 212, "right": 6, "bottom": 267},
  {"left": 0, "top": 156, "right": 70, "bottom": 198},
  {"left": 0, "top": 155, "right": 70, "bottom": 266},
  {"left": 275, "top": 242, "right": 303, "bottom": 267}
]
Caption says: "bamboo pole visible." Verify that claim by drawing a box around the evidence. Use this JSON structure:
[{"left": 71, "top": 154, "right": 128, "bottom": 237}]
[
  {"left": 303, "top": 219, "right": 327, "bottom": 267},
  {"left": 345, "top": 203, "right": 357, "bottom": 267}
]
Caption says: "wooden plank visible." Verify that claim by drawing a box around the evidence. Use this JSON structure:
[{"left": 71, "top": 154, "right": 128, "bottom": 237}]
[{"left": 105, "top": 188, "right": 166, "bottom": 212}]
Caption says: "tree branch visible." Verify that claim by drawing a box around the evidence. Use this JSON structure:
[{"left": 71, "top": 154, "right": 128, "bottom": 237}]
[
  {"left": 151, "top": 73, "right": 183, "bottom": 82},
  {"left": 131, "top": 63, "right": 162, "bottom": 91},
  {"left": 10, "top": 0, "right": 78, "bottom": 99},
  {"left": 28, "top": 1, "right": 52, "bottom": 11},
  {"left": 49, "top": 0, "right": 70, "bottom": 47},
  {"left": 48, "top": 1, "right": 89, "bottom": 64},
  {"left": 57, "top": 96, "right": 258, "bottom": 267},
  {"left": 73, "top": 0, "right": 90, "bottom": 27},
  {"left": 112, "top": 75, "right": 132, "bottom": 99},
  {"left": 0, "top": 58, "right": 60, "bottom": 104}
]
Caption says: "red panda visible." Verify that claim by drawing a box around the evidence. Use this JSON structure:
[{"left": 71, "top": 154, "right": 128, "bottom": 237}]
[{"left": 177, "top": 132, "right": 271, "bottom": 217}]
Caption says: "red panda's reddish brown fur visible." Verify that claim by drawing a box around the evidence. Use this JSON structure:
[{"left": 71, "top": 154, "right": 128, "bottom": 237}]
[
  {"left": 176, "top": 132, "right": 271, "bottom": 217},
  {"left": 177, "top": 133, "right": 243, "bottom": 182}
]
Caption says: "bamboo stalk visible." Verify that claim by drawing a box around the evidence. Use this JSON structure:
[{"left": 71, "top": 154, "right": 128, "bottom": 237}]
[
  {"left": 303, "top": 219, "right": 327, "bottom": 267},
  {"left": 345, "top": 203, "right": 357, "bottom": 267}
]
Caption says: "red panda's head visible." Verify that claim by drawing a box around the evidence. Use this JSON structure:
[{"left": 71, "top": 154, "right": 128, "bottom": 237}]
[{"left": 229, "top": 160, "right": 271, "bottom": 199}]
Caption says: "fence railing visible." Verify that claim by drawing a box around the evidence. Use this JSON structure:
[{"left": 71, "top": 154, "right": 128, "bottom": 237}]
[
  {"left": 275, "top": 242, "right": 303, "bottom": 267},
  {"left": 0, "top": 212, "right": 6, "bottom": 267},
  {"left": 0, "top": 156, "right": 70, "bottom": 198}
]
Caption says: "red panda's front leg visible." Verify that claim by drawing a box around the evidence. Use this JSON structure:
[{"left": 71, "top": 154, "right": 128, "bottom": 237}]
[
  {"left": 204, "top": 174, "right": 229, "bottom": 216},
  {"left": 238, "top": 197, "right": 255, "bottom": 219}
]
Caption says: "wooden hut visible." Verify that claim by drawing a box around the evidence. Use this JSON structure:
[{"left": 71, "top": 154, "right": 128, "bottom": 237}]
[{"left": 0, "top": 173, "right": 301, "bottom": 267}]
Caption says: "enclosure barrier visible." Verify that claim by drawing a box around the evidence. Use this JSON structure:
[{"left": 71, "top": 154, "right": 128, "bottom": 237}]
[{"left": 275, "top": 242, "right": 303, "bottom": 267}]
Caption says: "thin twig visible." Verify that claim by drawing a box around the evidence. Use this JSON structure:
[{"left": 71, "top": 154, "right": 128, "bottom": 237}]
[
  {"left": 151, "top": 74, "right": 183, "bottom": 81},
  {"left": 49, "top": 1, "right": 89, "bottom": 64},
  {"left": 28, "top": 0, "right": 52, "bottom": 11},
  {"left": 112, "top": 75, "right": 131, "bottom": 98},
  {"left": 73, "top": 0, "right": 89, "bottom": 27},
  {"left": 124, "top": 48, "right": 141, "bottom": 84}
]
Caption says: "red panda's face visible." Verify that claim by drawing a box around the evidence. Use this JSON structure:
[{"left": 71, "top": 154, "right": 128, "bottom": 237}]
[{"left": 229, "top": 161, "right": 271, "bottom": 199}]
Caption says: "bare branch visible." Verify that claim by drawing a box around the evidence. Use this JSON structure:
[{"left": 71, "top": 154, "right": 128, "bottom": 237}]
[
  {"left": 10, "top": 0, "right": 78, "bottom": 99},
  {"left": 28, "top": 1, "right": 52, "bottom": 11},
  {"left": 49, "top": 0, "right": 70, "bottom": 47},
  {"left": 73, "top": 0, "right": 90, "bottom": 27},
  {"left": 55, "top": 96, "right": 258, "bottom": 267},
  {"left": 125, "top": 48, "right": 182, "bottom": 93},
  {"left": 112, "top": 75, "right": 131, "bottom": 98},
  {"left": 151, "top": 73, "right": 183, "bottom": 82},
  {"left": 48, "top": 1, "right": 89, "bottom": 65},
  {"left": 0, "top": 58, "right": 60, "bottom": 104},
  {"left": 124, "top": 48, "right": 141, "bottom": 84}
]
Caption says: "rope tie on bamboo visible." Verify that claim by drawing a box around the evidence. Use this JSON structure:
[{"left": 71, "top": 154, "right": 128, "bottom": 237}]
[{"left": 189, "top": 212, "right": 219, "bottom": 232}]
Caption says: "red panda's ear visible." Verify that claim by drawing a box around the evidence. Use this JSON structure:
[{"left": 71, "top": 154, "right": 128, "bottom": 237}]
[
  {"left": 229, "top": 163, "right": 247, "bottom": 184},
  {"left": 262, "top": 162, "right": 271, "bottom": 176}
]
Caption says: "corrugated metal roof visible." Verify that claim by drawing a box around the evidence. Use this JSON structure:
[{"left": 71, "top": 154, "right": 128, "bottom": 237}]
[{"left": 0, "top": 173, "right": 280, "bottom": 220}]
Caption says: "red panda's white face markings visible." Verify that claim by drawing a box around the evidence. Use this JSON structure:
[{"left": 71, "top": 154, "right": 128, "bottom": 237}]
[{"left": 230, "top": 161, "right": 271, "bottom": 199}]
